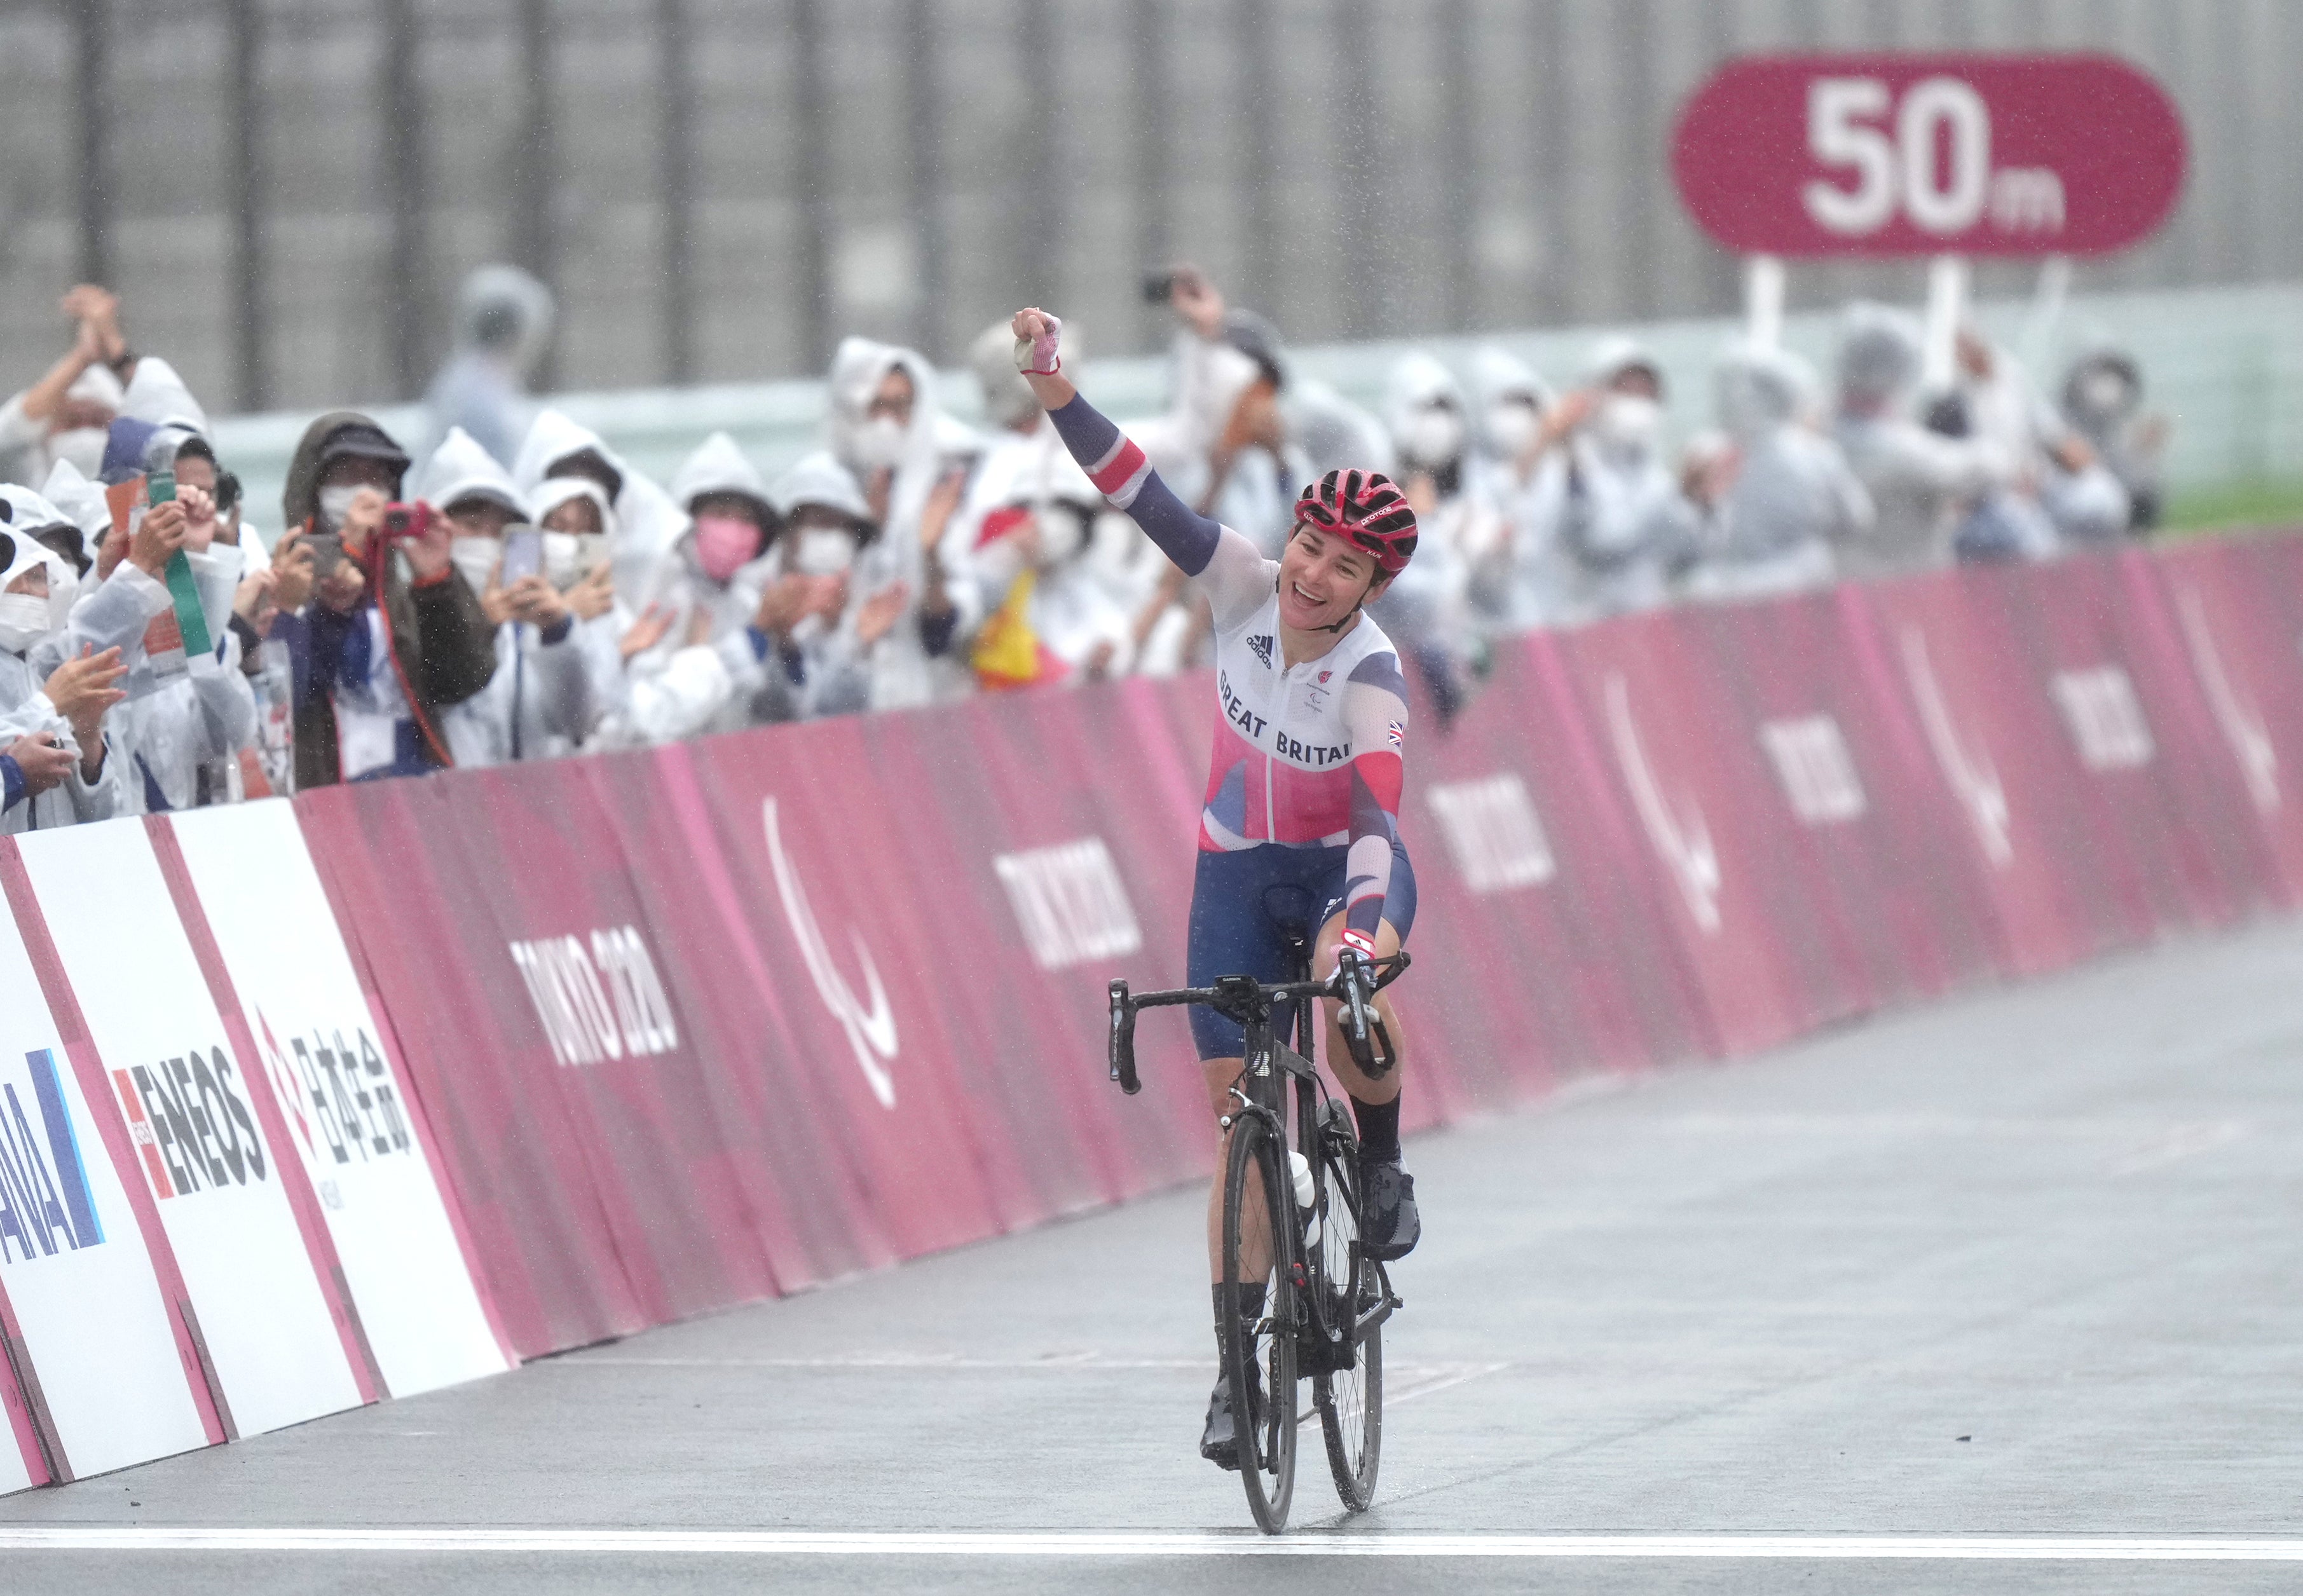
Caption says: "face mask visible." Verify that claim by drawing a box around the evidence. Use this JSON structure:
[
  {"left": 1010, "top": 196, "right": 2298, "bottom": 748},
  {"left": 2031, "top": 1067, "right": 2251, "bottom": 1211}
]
[
  {"left": 1487, "top": 402, "right": 1540, "bottom": 459},
  {"left": 793, "top": 526, "right": 855, "bottom": 577},
  {"left": 0, "top": 593, "right": 51, "bottom": 654},
  {"left": 693, "top": 515, "right": 761, "bottom": 583},
  {"left": 1402, "top": 408, "right": 1465, "bottom": 467},
  {"left": 541, "top": 532, "right": 582, "bottom": 590},
  {"left": 847, "top": 416, "right": 907, "bottom": 471},
  {"left": 316, "top": 483, "right": 362, "bottom": 533},
  {"left": 449, "top": 536, "right": 500, "bottom": 594},
  {"left": 1594, "top": 394, "right": 1662, "bottom": 453}
]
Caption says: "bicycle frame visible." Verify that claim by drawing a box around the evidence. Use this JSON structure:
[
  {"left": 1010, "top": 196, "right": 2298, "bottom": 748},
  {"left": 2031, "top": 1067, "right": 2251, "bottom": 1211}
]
[{"left": 1105, "top": 946, "right": 1409, "bottom": 1376}]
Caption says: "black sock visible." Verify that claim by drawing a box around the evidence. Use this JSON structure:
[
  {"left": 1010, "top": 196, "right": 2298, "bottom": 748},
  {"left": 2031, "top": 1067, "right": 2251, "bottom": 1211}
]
[
  {"left": 1351, "top": 1094, "right": 1401, "bottom": 1161},
  {"left": 1212, "top": 1282, "right": 1267, "bottom": 1335}
]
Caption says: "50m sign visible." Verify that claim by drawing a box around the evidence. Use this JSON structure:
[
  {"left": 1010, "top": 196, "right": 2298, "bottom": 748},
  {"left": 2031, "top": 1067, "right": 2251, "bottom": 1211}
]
[{"left": 1671, "top": 53, "right": 2185, "bottom": 258}]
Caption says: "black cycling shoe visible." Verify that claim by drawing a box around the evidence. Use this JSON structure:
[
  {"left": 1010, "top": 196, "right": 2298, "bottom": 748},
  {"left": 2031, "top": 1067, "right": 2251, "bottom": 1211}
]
[
  {"left": 1199, "top": 1363, "right": 1266, "bottom": 1471},
  {"left": 1360, "top": 1154, "right": 1421, "bottom": 1260}
]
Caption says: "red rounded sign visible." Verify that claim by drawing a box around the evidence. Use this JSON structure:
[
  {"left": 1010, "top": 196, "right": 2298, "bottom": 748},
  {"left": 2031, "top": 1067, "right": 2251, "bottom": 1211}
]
[{"left": 1671, "top": 53, "right": 2186, "bottom": 258}]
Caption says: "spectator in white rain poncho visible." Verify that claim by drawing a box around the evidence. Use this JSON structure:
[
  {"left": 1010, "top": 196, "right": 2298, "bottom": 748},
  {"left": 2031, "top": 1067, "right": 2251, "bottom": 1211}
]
[
  {"left": 1683, "top": 343, "right": 1870, "bottom": 604},
  {"left": 0, "top": 520, "right": 125, "bottom": 831},
  {"left": 821, "top": 336, "right": 980, "bottom": 709},
  {"left": 1832, "top": 304, "right": 2016, "bottom": 578},
  {"left": 1552, "top": 338, "right": 1695, "bottom": 622},
  {"left": 1464, "top": 346, "right": 1571, "bottom": 631},
  {"left": 1377, "top": 352, "right": 1494, "bottom": 722},
  {"left": 420, "top": 427, "right": 613, "bottom": 766}
]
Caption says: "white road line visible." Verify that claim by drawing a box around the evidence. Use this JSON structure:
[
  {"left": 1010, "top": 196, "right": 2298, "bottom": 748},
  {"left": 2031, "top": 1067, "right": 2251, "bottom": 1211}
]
[{"left": 2, "top": 1529, "right": 2300, "bottom": 1560}]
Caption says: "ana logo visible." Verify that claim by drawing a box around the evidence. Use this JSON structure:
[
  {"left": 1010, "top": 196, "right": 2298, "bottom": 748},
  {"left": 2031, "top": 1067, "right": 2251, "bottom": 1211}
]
[
  {"left": 0, "top": 1049, "right": 104, "bottom": 1264},
  {"left": 1246, "top": 634, "right": 1275, "bottom": 669},
  {"left": 765, "top": 797, "right": 898, "bottom": 1108},
  {"left": 109, "top": 1047, "right": 268, "bottom": 1201},
  {"left": 1901, "top": 627, "right": 2013, "bottom": 867},
  {"left": 1606, "top": 672, "right": 1721, "bottom": 934},
  {"left": 252, "top": 1013, "right": 413, "bottom": 1178},
  {"left": 2177, "top": 587, "right": 2278, "bottom": 814}
]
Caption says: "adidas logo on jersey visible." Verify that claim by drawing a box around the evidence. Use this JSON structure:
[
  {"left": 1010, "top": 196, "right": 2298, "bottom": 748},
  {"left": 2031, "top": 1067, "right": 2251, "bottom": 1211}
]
[{"left": 1246, "top": 634, "right": 1275, "bottom": 668}]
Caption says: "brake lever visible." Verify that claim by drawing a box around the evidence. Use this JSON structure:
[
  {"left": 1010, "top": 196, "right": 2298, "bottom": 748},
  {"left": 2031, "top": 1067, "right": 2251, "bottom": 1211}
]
[
  {"left": 1107, "top": 979, "right": 1140, "bottom": 1095},
  {"left": 1336, "top": 947, "right": 1375, "bottom": 1061}
]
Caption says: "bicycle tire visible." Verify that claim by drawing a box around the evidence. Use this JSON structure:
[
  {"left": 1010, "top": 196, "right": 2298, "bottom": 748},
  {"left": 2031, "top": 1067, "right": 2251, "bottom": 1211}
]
[
  {"left": 1222, "top": 1112, "right": 1297, "bottom": 1534},
  {"left": 1311, "top": 1122, "right": 1383, "bottom": 1510}
]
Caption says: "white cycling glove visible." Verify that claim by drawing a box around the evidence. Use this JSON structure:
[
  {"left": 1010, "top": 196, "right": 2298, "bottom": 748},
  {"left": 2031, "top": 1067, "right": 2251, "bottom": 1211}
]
[{"left": 1013, "top": 313, "right": 1063, "bottom": 378}]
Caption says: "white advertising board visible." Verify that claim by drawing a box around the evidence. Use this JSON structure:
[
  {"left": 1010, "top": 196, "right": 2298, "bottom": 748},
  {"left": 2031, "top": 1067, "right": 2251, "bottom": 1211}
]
[
  {"left": 0, "top": 1402, "right": 31, "bottom": 1491},
  {"left": 15, "top": 821, "right": 363, "bottom": 1438},
  {"left": 166, "top": 802, "right": 509, "bottom": 1396},
  {"left": 0, "top": 873, "right": 211, "bottom": 1480}
]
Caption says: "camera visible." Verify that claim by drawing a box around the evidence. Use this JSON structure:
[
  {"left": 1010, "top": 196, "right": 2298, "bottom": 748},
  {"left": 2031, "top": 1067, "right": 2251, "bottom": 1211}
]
[
  {"left": 1140, "top": 270, "right": 1177, "bottom": 306},
  {"left": 380, "top": 501, "right": 431, "bottom": 542}
]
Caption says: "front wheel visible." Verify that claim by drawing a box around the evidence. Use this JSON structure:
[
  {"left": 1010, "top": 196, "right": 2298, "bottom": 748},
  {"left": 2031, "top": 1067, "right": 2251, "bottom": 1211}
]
[
  {"left": 1312, "top": 1120, "right": 1383, "bottom": 1511},
  {"left": 1222, "top": 1111, "right": 1297, "bottom": 1533}
]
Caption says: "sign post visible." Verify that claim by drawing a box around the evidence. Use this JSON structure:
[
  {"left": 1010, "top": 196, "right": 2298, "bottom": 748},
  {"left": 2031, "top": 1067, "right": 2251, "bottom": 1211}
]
[{"left": 1672, "top": 51, "right": 2187, "bottom": 376}]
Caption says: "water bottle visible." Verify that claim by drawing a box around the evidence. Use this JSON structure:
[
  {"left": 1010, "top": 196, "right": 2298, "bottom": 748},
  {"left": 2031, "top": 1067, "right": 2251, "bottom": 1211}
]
[{"left": 1289, "top": 1150, "right": 1320, "bottom": 1249}]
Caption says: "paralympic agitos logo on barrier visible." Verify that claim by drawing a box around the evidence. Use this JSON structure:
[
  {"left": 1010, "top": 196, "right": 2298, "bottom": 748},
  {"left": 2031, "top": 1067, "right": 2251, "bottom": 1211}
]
[
  {"left": 109, "top": 1046, "right": 270, "bottom": 1201},
  {"left": 0, "top": 1048, "right": 104, "bottom": 1264},
  {"left": 764, "top": 796, "right": 898, "bottom": 1108}
]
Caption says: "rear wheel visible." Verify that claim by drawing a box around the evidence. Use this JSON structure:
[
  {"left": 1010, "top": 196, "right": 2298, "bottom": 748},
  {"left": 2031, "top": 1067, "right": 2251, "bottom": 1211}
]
[
  {"left": 1222, "top": 1111, "right": 1297, "bottom": 1534},
  {"left": 1313, "top": 1117, "right": 1383, "bottom": 1510}
]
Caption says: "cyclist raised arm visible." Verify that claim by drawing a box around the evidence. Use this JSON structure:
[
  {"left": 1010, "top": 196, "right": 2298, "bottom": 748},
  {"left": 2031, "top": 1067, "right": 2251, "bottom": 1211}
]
[{"left": 1015, "top": 306, "right": 1424, "bottom": 1471}]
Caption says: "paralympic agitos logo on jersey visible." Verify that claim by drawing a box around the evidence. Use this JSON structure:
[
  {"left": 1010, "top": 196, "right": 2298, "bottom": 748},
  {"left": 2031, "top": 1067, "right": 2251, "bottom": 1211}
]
[{"left": 109, "top": 1046, "right": 270, "bottom": 1201}]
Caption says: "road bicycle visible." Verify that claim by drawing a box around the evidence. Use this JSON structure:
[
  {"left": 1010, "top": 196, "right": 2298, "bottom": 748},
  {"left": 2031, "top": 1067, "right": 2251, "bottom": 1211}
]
[{"left": 1107, "top": 906, "right": 1409, "bottom": 1533}]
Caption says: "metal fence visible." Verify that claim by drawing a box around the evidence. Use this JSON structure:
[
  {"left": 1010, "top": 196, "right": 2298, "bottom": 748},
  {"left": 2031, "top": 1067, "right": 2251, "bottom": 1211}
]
[{"left": 1, "top": 0, "right": 2295, "bottom": 415}]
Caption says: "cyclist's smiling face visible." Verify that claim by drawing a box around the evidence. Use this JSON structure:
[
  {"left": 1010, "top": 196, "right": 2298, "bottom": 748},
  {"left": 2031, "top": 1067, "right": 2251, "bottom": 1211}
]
[{"left": 1278, "top": 524, "right": 1386, "bottom": 633}]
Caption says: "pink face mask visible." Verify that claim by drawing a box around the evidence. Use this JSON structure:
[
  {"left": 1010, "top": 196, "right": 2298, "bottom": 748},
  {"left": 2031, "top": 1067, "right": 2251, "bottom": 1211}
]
[{"left": 693, "top": 514, "right": 761, "bottom": 582}]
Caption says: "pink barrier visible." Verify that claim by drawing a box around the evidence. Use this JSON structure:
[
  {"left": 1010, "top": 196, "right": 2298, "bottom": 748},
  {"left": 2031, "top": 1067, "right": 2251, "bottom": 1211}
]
[
  {"left": 581, "top": 746, "right": 898, "bottom": 1292},
  {"left": 430, "top": 765, "right": 781, "bottom": 1321},
  {"left": 922, "top": 681, "right": 1220, "bottom": 1196},
  {"left": 1690, "top": 588, "right": 2009, "bottom": 1004},
  {"left": 18, "top": 532, "right": 2303, "bottom": 1499},
  {"left": 2148, "top": 534, "right": 2303, "bottom": 906},
  {"left": 1556, "top": 608, "right": 1865, "bottom": 1053},
  {"left": 1985, "top": 558, "right": 2239, "bottom": 938},
  {"left": 1398, "top": 632, "right": 1712, "bottom": 1110},
  {"left": 683, "top": 722, "right": 1020, "bottom": 1260},
  {"left": 1852, "top": 568, "right": 2117, "bottom": 975},
  {"left": 2105, "top": 550, "right": 2292, "bottom": 920},
  {"left": 297, "top": 784, "right": 650, "bottom": 1359}
]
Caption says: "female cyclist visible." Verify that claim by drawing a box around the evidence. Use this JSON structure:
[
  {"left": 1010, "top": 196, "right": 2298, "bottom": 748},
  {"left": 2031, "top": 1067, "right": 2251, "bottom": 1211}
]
[{"left": 1011, "top": 308, "right": 1421, "bottom": 1470}]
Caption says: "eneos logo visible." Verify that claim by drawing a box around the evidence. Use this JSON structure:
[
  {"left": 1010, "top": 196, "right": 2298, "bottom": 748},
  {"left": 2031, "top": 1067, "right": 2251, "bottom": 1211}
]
[{"left": 109, "top": 1047, "right": 269, "bottom": 1201}]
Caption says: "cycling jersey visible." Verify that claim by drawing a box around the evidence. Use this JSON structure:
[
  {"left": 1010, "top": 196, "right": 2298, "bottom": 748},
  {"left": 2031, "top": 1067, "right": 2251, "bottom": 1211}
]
[{"left": 1048, "top": 393, "right": 1408, "bottom": 946}]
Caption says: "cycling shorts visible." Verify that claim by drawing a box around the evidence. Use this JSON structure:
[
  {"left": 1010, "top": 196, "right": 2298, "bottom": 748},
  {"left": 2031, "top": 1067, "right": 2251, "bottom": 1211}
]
[{"left": 1184, "top": 837, "right": 1416, "bottom": 1061}]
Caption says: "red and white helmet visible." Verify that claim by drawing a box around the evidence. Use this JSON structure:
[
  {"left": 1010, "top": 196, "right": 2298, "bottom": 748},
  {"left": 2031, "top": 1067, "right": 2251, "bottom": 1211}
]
[{"left": 1292, "top": 468, "right": 1418, "bottom": 576}]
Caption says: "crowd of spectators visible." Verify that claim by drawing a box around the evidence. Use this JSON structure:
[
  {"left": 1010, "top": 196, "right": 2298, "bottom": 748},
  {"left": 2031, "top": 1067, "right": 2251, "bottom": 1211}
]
[{"left": 0, "top": 265, "right": 2171, "bottom": 821}]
